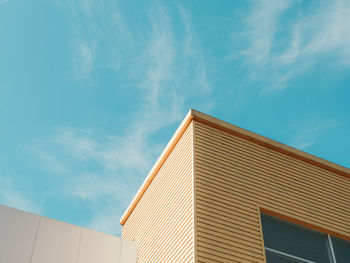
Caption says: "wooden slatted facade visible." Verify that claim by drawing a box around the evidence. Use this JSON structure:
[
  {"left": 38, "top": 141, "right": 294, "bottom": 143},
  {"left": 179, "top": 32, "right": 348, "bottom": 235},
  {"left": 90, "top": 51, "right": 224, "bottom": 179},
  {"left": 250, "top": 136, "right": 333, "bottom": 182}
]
[
  {"left": 121, "top": 110, "right": 350, "bottom": 263},
  {"left": 121, "top": 122, "right": 194, "bottom": 263}
]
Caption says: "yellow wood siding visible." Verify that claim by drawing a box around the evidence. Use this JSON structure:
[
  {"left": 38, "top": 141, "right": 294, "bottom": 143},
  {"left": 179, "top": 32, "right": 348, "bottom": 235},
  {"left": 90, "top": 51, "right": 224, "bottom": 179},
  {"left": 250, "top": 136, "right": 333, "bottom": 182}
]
[
  {"left": 194, "top": 120, "right": 350, "bottom": 263},
  {"left": 122, "top": 122, "right": 194, "bottom": 263}
]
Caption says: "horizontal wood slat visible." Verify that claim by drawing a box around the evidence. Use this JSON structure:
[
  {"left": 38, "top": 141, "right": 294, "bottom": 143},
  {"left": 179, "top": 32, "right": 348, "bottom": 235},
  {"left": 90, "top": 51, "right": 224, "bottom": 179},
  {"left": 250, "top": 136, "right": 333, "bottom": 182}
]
[
  {"left": 194, "top": 121, "right": 350, "bottom": 263},
  {"left": 195, "top": 133, "right": 350, "bottom": 197},
  {"left": 121, "top": 111, "right": 350, "bottom": 263},
  {"left": 122, "top": 123, "right": 194, "bottom": 262}
]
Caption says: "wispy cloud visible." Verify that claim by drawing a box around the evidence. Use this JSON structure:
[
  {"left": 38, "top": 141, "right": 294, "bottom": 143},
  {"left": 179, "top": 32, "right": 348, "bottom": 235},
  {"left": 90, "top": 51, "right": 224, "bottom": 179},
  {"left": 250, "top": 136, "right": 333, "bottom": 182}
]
[
  {"left": 0, "top": 178, "right": 41, "bottom": 214},
  {"left": 33, "top": 1, "right": 212, "bottom": 235},
  {"left": 290, "top": 118, "right": 342, "bottom": 150},
  {"left": 64, "top": 175, "right": 129, "bottom": 202},
  {"left": 72, "top": 42, "right": 94, "bottom": 81},
  {"left": 178, "top": 4, "right": 211, "bottom": 94},
  {"left": 62, "top": 0, "right": 127, "bottom": 80},
  {"left": 79, "top": 0, "right": 93, "bottom": 16},
  {"left": 238, "top": 0, "right": 292, "bottom": 66},
  {"left": 234, "top": 0, "right": 350, "bottom": 90},
  {"left": 88, "top": 208, "right": 122, "bottom": 235},
  {"left": 50, "top": 127, "right": 153, "bottom": 175},
  {"left": 31, "top": 127, "right": 155, "bottom": 234},
  {"left": 30, "top": 142, "right": 71, "bottom": 175}
]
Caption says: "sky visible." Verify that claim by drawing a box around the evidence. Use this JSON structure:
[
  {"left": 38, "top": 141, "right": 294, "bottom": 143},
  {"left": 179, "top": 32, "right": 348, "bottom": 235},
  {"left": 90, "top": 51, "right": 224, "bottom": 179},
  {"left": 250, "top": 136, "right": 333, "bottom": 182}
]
[{"left": 0, "top": 0, "right": 349, "bottom": 236}]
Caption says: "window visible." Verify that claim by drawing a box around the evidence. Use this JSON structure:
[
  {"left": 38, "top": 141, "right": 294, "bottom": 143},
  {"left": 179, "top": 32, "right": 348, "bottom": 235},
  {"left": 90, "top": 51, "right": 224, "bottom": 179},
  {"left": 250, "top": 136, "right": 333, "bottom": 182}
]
[{"left": 261, "top": 214, "right": 350, "bottom": 263}]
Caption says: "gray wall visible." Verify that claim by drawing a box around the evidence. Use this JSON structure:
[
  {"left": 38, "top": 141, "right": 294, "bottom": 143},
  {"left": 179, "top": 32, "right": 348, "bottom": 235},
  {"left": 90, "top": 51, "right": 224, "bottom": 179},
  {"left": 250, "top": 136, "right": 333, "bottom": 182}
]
[{"left": 0, "top": 204, "right": 138, "bottom": 263}]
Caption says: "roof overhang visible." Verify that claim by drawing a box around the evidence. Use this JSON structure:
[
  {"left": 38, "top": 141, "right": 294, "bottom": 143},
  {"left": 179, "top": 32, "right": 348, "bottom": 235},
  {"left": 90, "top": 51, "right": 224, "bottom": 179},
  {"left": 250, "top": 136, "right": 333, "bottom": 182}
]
[{"left": 120, "top": 109, "right": 350, "bottom": 225}]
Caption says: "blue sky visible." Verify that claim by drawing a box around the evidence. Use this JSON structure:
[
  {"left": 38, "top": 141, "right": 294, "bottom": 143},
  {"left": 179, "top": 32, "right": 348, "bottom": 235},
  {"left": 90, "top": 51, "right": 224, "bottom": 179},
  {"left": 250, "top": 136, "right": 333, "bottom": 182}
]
[{"left": 0, "top": 0, "right": 349, "bottom": 235}]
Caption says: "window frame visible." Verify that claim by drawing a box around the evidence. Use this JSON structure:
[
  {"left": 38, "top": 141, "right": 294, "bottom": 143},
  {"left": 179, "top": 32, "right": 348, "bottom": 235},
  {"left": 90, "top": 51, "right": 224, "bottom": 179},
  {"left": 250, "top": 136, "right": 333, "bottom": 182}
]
[
  {"left": 265, "top": 247, "right": 318, "bottom": 263},
  {"left": 260, "top": 213, "right": 347, "bottom": 263}
]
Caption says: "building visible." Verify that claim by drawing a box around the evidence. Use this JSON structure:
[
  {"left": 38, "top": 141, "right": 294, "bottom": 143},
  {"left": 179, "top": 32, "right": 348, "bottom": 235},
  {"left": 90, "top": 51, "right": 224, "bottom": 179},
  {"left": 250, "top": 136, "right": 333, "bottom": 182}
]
[
  {"left": 121, "top": 109, "right": 350, "bottom": 263},
  {"left": 1, "top": 109, "right": 349, "bottom": 262},
  {"left": 0, "top": 204, "right": 138, "bottom": 263}
]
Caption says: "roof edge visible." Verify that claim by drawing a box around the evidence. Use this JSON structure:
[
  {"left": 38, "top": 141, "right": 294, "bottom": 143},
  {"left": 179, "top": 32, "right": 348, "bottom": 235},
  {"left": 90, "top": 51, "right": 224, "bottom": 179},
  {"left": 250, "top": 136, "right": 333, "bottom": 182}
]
[
  {"left": 120, "top": 109, "right": 194, "bottom": 225},
  {"left": 192, "top": 109, "right": 350, "bottom": 177},
  {"left": 120, "top": 109, "right": 350, "bottom": 226}
]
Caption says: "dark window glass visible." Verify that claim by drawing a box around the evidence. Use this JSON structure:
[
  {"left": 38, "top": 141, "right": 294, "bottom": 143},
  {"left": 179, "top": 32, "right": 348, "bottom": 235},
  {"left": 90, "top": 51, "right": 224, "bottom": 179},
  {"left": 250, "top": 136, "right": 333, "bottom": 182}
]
[
  {"left": 261, "top": 214, "right": 331, "bottom": 263},
  {"left": 332, "top": 236, "right": 350, "bottom": 263},
  {"left": 265, "top": 251, "right": 300, "bottom": 263}
]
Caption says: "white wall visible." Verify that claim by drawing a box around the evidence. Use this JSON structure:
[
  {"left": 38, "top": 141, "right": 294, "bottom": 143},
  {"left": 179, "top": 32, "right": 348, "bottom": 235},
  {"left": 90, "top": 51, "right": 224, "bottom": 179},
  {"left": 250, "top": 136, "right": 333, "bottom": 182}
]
[{"left": 0, "top": 204, "right": 138, "bottom": 263}]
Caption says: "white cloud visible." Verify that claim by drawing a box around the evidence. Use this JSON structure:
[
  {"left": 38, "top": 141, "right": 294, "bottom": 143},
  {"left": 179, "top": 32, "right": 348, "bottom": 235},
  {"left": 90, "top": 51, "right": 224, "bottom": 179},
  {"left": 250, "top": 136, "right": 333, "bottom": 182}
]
[
  {"left": 30, "top": 147, "right": 70, "bottom": 175},
  {"left": 239, "top": 0, "right": 292, "bottom": 66},
  {"left": 290, "top": 119, "right": 342, "bottom": 150},
  {"left": 235, "top": 0, "right": 350, "bottom": 90},
  {"left": 62, "top": 174, "right": 130, "bottom": 203},
  {"left": 54, "top": 129, "right": 98, "bottom": 159},
  {"left": 143, "top": 3, "right": 175, "bottom": 113},
  {"left": 88, "top": 208, "right": 121, "bottom": 235},
  {"left": 79, "top": 0, "right": 93, "bottom": 16},
  {"left": 31, "top": 127, "right": 152, "bottom": 234},
  {"left": 64, "top": 0, "right": 125, "bottom": 79},
  {"left": 273, "top": 0, "right": 350, "bottom": 66},
  {"left": 72, "top": 42, "right": 94, "bottom": 80},
  {"left": 51, "top": 127, "right": 153, "bottom": 174},
  {"left": 34, "top": 1, "right": 212, "bottom": 235},
  {"left": 178, "top": 4, "right": 211, "bottom": 93},
  {"left": 61, "top": 174, "right": 130, "bottom": 234},
  {"left": 0, "top": 178, "right": 41, "bottom": 214}
]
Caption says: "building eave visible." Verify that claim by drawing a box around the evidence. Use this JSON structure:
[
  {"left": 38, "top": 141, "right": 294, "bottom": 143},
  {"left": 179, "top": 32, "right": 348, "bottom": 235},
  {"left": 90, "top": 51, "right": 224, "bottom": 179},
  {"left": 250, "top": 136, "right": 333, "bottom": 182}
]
[
  {"left": 120, "top": 109, "right": 195, "bottom": 225},
  {"left": 120, "top": 109, "right": 350, "bottom": 225}
]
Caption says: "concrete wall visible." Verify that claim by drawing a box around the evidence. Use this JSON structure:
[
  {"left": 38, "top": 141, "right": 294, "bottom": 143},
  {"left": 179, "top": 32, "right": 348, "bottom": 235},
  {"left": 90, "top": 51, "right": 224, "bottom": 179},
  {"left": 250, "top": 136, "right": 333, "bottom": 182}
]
[{"left": 0, "top": 204, "right": 138, "bottom": 263}]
